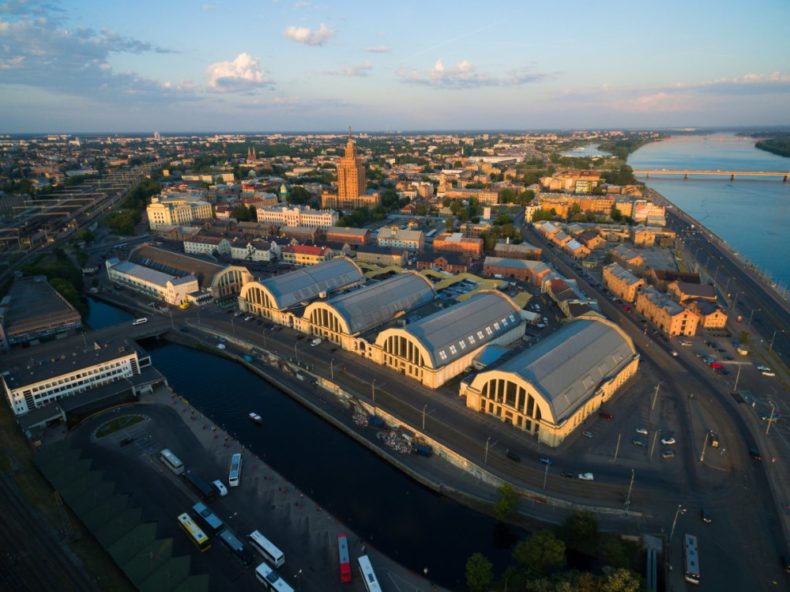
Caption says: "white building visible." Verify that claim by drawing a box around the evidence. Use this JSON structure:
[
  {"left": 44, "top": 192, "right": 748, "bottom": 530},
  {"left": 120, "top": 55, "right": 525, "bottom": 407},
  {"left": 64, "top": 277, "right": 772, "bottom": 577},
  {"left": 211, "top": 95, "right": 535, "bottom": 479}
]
[
  {"left": 376, "top": 227, "right": 425, "bottom": 252},
  {"left": 1, "top": 337, "right": 151, "bottom": 416},
  {"left": 105, "top": 258, "right": 199, "bottom": 305},
  {"left": 230, "top": 240, "right": 280, "bottom": 262},
  {"left": 255, "top": 205, "right": 338, "bottom": 228},
  {"left": 183, "top": 236, "right": 232, "bottom": 257},
  {"left": 147, "top": 196, "right": 213, "bottom": 229}
]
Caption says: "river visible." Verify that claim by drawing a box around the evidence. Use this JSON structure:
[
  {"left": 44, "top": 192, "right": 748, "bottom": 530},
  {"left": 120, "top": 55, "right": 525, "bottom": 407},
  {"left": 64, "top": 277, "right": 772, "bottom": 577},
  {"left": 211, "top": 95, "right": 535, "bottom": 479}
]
[
  {"left": 85, "top": 298, "right": 522, "bottom": 588},
  {"left": 628, "top": 133, "right": 790, "bottom": 292}
]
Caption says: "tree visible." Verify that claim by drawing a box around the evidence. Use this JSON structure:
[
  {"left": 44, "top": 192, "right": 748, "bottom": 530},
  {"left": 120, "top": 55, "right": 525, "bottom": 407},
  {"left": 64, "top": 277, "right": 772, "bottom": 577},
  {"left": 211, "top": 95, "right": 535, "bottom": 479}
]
[
  {"left": 231, "top": 204, "right": 254, "bottom": 221},
  {"left": 494, "top": 483, "right": 519, "bottom": 522},
  {"left": 465, "top": 552, "right": 493, "bottom": 592},
  {"left": 610, "top": 206, "right": 623, "bottom": 222},
  {"left": 600, "top": 567, "right": 641, "bottom": 592},
  {"left": 288, "top": 186, "right": 312, "bottom": 205},
  {"left": 567, "top": 203, "right": 582, "bottom": 220},
  {"left": 513, "top": 530, "right": 566, "bottom": 576},
  {"left": 739, "top": 330, "right": 749, "bottom": 344},
  {"left": 561, "top": 511, "right": 598, "bottom": 555}
]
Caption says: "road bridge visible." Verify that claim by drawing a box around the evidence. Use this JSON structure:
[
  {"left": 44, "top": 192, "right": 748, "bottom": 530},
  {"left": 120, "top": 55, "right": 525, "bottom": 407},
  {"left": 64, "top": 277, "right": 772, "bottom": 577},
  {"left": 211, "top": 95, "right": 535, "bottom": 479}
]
[{"left": 633, "top": 169, "right": 789, "bottom": 182}]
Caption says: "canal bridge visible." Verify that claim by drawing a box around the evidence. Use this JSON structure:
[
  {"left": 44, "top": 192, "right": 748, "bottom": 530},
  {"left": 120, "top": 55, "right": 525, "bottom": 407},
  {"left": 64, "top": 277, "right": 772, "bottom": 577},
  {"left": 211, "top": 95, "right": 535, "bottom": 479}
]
[{"left": 633, "top": 169, "right": 789, "bottom": 182}]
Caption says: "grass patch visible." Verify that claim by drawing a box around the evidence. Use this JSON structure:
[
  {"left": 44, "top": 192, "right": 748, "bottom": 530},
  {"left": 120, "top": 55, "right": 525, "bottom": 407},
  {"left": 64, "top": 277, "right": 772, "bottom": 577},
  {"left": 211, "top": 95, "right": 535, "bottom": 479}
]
[{"left": 95, "top": 415, "right": 144, "bottom": 438}]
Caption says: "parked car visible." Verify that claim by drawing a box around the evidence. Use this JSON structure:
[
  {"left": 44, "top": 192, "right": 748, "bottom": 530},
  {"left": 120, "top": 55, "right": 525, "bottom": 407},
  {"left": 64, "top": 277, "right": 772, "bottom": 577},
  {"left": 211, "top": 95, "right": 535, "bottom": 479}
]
[
  {"left": 632, "top": 438, "right": 647, "bottom": 448},
  {"left": 310, "top": 337, "right": 322, "bottom": 347},
  {"left": 661, "top": 436, "right": 677, "bottom": 445},
  {"left": 212, "top": 480, "right": 228, "bottom": 497},
  {"left": 582, "top": 431, "right": 594, "bottom": 439},
  {"left": 561, "top": 471, "right": 575, "bottom": 479},
  {"left": 635, "top": 427, "right": 648, "bottom": 436},
  {"left": 578, "top": 472, "right": 594, "bottom": 481},
  {"left": 700, "top": 507, "right": 712, "bottom": 524},
  {"left": 661, "top": 449, "right": 675, "bottom": 459}
]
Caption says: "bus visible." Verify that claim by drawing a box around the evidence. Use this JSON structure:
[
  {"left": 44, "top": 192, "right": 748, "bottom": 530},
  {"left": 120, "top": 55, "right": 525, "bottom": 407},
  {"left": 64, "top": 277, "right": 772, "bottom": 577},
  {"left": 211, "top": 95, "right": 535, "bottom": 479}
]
[
  {"left": 132, "top": 317, "right": 148, "bottom": 326},
  {"left": 192, "top": 502, "right": 224, "bottom": 535},
  {"left": 248, "top": 530, "right": 285, "bottom": 568},
  {"left": 337, "top": 533, "right": 352, "bottom": 583},
  {"left": 159, "top": 449, "right": 184, "bottom": 475},
  {"left": 684, "top": 533, "right": 700, "bottom": 585},
  {"left": 229, "top": 452, "right": 243, "bottom": 487},
  {"left": 177, "top": 513, "right": 210, "bottom": 552},
  {"left": 218, "top": 527, "right": 254, "bottom": 565},
  {"left": 184, "top": 471, "right": 216, "bottom": 500},
  {"left": 254, "top": 562, "right": 294, "bottom": 592},
  {"left": 357, "top": 555, "right": 382, "bottom": 592}
]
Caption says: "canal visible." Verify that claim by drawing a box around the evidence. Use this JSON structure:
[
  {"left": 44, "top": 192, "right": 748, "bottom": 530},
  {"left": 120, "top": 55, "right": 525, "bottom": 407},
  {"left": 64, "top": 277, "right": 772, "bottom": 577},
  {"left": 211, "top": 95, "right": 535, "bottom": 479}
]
[{"left": 87, "top": 299, "right": 523, "bottom": 588}]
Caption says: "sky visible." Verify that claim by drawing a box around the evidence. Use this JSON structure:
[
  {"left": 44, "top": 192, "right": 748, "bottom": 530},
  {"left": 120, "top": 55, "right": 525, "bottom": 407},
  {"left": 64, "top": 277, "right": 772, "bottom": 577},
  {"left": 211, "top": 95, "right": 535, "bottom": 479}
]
[{"left": 1, "top": 0, "right": 789, "bottom": 133}]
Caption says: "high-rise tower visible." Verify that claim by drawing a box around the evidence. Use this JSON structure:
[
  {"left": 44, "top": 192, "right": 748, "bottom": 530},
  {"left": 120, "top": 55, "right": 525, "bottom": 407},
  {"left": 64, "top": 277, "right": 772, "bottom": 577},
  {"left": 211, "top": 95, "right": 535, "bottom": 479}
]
[{"left": 336, "top": 136, "right": 366, "bottom": 200}]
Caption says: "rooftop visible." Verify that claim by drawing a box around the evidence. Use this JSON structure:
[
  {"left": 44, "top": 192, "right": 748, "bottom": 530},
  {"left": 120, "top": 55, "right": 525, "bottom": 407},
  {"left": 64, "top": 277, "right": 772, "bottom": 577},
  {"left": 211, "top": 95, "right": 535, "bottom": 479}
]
[
  {"left": 1, "top": 275, "right": 81, "bottom": 337},
  {"left": 130, "top": 244, "right": 224, "bottom": 290},
  {"left": 259, "top": 257, "right": 363, "bottom": 309}
]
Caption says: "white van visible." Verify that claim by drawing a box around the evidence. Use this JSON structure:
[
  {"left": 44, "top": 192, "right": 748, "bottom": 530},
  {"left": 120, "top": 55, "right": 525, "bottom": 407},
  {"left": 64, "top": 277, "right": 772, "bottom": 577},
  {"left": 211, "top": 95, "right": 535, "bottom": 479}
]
[{"left": 132, "top": 317, "right": 148, "bottom": 326}]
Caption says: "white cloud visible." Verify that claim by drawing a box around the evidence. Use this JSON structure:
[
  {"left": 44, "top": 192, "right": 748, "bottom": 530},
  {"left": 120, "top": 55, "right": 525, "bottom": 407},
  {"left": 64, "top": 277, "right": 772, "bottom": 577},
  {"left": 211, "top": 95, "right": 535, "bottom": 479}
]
[
  {"left": 398, "top": 59, "right": 544, "bottom": 89},
  {"left": 364, "top": 46, "right": 390, "bottom": 54},
  {"left": 325, "top": 62, "right": 373, "bottom": 77},
  {"left": 284, "top": 23, "right": 334, "bottom": 46},
  {"left": 206, "top": 53, "right": 273, "bottom": 93}
]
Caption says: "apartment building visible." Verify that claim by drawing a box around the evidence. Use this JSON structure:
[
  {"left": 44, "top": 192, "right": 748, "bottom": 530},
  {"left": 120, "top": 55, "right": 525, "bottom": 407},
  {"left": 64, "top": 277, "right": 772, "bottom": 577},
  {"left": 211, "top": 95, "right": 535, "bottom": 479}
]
[
  {"left": 281, "top": 245, "right": 332, "bottom": 266},
  {"left": 635, "top": 287, "right": 700, "bottom": 336},
  {"left": 255, "top": 205, "right": 338, "bottom": 228},
  {"left": 433, "top": 232, "right": 483, "bottom": 258},
  {"left": 602, "top": 263, "right": 646, "bottom": 302},
  {"left": 146, "top": 196, "right": 213, "bottom": 229},
  {"left": 377, "top": 227, "right": 424, "bottom": 252}
]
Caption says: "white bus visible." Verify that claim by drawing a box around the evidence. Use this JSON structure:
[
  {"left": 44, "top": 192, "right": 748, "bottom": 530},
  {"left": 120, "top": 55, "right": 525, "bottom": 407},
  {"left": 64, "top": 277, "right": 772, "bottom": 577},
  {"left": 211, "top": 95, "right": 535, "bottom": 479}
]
[
  {"left": 132, "top": 317, "right": 148, "bottom": 326},
  {"left": 357, "top": 555, "right": 382, "bottom": 592},
  {"left": 254, "top": 562, "right": 294, "bottom": 592},
  {"left": 248, "top": 530, "right": 285, "bottom": 568},
  {"left": 229, "top": 452, "right": 242, "bottom": 487},
  {"left": 159, "top": 449, "right": 184, "bottom": 475},
  {"left": 684, "top": 533, "right": 700, "bottom": 585}
]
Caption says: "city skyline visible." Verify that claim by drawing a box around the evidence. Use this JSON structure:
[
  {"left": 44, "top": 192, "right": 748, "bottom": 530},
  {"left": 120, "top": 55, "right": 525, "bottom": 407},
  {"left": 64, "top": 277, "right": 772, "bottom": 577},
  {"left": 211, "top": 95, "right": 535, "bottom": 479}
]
[{"left": 1, "top": 0, "right": 790, "bottom": 133}]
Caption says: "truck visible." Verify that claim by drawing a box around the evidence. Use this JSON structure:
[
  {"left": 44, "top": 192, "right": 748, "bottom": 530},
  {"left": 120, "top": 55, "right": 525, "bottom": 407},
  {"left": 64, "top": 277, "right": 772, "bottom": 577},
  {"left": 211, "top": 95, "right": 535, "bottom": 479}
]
[
  {"left": 368, "top": 415, "right": 387, "bottom": 428},
  {"left": 411, "top": 442, "right": 433, "bottom": 457},
  {"left": 184, "top": 471, "right": 217, "bottom": 500}
]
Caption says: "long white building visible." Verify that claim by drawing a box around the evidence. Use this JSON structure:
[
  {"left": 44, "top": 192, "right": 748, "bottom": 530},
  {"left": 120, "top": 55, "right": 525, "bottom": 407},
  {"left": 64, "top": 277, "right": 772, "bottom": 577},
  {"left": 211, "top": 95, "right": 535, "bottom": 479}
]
[
  {"left": 255, "top": 205, "right": 338, "bottom": 228},
  {"left": 105, "top": 258, "right": 199, "bottom": 305},
  {"left": 1, "top": 337, "right": 152, "bottom": 416}
]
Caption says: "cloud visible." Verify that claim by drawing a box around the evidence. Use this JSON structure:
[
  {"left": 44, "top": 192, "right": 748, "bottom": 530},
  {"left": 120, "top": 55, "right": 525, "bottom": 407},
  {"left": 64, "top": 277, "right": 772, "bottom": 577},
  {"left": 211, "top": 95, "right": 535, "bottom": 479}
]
[
  {"left": 614, "top": 92, "right": 696, "bottom": 113},
  {"left": 398, "top": 59, "right": 544, "bottom": 89},
  {"left": 325, "top": 62, "right": 373, "bottom": 77},
  {"left": 284, "top": 23, "right": 334, "bottom": 46},
  {"left": 206, "top": 52, "right": 273, "bottom": 93},
  {"left": 0, "top": 10, "right": 191, "bottom": 103},
  {"left": 364, "top": 46, "right": 390, "bottom": 54}
]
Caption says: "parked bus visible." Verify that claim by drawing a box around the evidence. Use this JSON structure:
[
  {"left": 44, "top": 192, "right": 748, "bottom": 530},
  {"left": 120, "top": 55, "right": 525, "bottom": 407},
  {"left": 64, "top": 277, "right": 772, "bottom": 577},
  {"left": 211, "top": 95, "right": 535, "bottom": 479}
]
[
  {"left": 357, "top": 555, "right": 382, "bottom": 592},
  {"left": 192, "top": 502, "right": 224, "bottom": 535},
  {"left": 177, "top": 513, "right": 210, "bottom": 552},
  {"left": 684, "top": 533, "right": 700, "bottom": 585},
  {"left": 254, "top": 562, "right": 294, "bottom": 592},
  {"left": 159, "top": 449, "right": 184, "bottom": 475},
  {"left": 248, "top": 530, "right": 285, "bottom": 568},
  {"left": 229, "top": 452, "right": 243, "bottom": 487},
  {"left": 184, "top": 471, "right": 216, "bottom": 500},
  {"left": 218, "top": 527, "right": 254, "bottom": 565},
  {"left": 337, "top": 533, "right": 352, "bottom": 583}
]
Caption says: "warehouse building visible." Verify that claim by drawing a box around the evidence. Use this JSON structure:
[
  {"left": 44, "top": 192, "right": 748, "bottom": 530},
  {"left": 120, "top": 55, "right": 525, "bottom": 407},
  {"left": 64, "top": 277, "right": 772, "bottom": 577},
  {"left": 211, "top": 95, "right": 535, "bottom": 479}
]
[
  {"left": 238, "top": 257, "right": 364, "bottom": 323},
  {"left": 303, "top": 271, "right": 434, "bottom": 349},
  {"left": 460, "top": 316, "right": 639, "bottom": 447},
  {"left": 373, "top": 291, "right": 524, "bottom": 388}
]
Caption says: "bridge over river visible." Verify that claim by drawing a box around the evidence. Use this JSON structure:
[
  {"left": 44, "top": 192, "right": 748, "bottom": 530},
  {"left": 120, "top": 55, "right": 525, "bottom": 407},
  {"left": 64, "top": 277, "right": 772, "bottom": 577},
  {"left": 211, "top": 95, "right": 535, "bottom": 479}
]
[{"left": 633, "top": 169, "right": 789, "bottom": 181}]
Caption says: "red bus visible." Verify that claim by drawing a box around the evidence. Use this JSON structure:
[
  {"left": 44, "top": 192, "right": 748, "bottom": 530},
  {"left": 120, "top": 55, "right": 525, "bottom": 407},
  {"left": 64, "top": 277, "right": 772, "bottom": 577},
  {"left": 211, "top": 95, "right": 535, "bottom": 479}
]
[{"left": 337, "top": 534, "right": 352, "bottom": 583}]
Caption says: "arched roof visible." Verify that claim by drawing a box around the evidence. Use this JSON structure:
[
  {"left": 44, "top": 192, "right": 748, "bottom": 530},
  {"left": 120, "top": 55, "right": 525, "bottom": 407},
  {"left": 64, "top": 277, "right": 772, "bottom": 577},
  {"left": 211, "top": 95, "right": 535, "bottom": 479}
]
[
  {"left": 257, "top": 257, "right": 363, "bottom": 310},
  {"left": 377, "top": 291, "right": 522, "bottom": 369},
  {"left": 310, "top": 272, "right": 434, "bottom": 335},
  {"left": 470, "top": 317, "right": 637, "bottom": 423}
]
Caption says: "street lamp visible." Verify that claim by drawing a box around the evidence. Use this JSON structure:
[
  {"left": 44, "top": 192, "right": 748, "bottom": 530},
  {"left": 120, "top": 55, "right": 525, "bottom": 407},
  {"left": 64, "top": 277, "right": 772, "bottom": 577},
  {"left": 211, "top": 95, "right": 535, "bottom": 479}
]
[
  {"left": 330, "top": 358, "right": 335, "bottom": 381},
  {"left": 669, "top": 503, "right": 684, "bottom": 543},
  {"left": 769, "top": 329, "right": 783, "bottom": 353},
  {"left": 422, "top": 403, "right": 428, "bottom": 431},
  {"left": 371, "top": 379, "right": 376, "bottom": 403},
  {"left": 766, "top": 401, "right": 778, "bottom": 436},
  {"left": 748, "top": 306, "right": 760, "bottom": 327},
  {"left": 293, "top": 342, "right": 299, "bottom": 364},
  {"left": 484, "top": 436, "right": 492, "bottom": 464}
]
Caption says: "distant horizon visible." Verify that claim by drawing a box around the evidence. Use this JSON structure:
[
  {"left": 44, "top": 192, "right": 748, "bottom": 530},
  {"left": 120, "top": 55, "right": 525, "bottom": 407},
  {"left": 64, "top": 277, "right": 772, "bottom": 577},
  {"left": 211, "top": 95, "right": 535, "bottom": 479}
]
[{"left": 5, "top": 125, "right": 790, "bottom": 138}]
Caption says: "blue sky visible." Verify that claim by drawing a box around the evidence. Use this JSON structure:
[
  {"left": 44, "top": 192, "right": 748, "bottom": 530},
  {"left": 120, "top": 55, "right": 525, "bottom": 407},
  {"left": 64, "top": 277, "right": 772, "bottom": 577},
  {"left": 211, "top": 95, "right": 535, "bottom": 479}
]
[{"left": 1, "top": 0, "right": 789, "bottom": 132}]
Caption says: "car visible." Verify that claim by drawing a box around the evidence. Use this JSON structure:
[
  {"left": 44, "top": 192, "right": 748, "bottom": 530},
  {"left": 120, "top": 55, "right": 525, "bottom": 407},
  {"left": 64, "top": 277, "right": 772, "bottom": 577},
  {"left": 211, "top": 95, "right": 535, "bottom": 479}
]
[
  {"left": 505, "top": 449, "right": 521, "bottom": 463},
  {"left": 561, "top": 471, "right": 575, "bottom": 479},
  {"left": 661, "top": 436, "right": 676, "bottom": 445},
  {"left": 782, "top": 555, "right": 790, "bottom": 574},
  {"left": 749, "top": 447, "right": 762, "bottom": 461},
  {"left": 756, "top": 364, "right": 770, "bottom": 372},
  {"left": 212, "top": 480, "right": 228, "bottom": 497},
  {"left": 582, "top": 431, "right": 594, "bottom": 439},
  {"left": 700, "top": 507, "right": 712, "bottom": 524},
  {"left": 671, "top": 350, "right": 679, "bottom": 357},
  {"left": 632, "top": 438, "right": 647, "bottom": 448},
  {"left": 310, "top": 337, "right": 322, "bottom": 347},
  {"left": 679, "top": 340, "right": 692, "bottom": 347},
  {"left": 635, "top": 427, "right": 648, "bottom": 436},
  {"left": 598, "top": 411, "right": 614, "bottom": 420},
  {"left": 119, "top": 437, "right": 135, "bottom": 447},
  {"left": 660, "top": 449, "right": 675, "bottom": 459},
  {"left": 578, "top": 472, "right": 594, "bottom": 481},
  {"left": 761, "top": 369, "right": 776, "bottom": 377},
  {"left": 539, "top": 457, "right": 553, "bottom": 465}
]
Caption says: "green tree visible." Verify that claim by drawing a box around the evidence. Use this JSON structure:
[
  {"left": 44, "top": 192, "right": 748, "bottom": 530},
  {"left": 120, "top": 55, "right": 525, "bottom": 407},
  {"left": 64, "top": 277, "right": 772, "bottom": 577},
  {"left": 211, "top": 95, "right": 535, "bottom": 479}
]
[
  {"left": 513, "top": 530, "right": 566, "bottom": 576},
  {"left": 465, "top": 552, "right": 493, "bottom": 592},
  {"left": 739, "top": 330, "right": 749, "bottom": 344},
  {"left": 76, "top": 229, "right": 95, "bottom": 242},
  {"left": 494, "top": 483, "right": 519, "bottom": 522},
  {"left": 567, "top": 203, "right": 582, "bottom": 220},
  {"left": 610, "top": 206, "right": 623, "bottom": 222},
  {"left": 561, "top": 511, "right": 598, "bottom": 555},
  {"left": 231, "top": 204, "right": 254, "bottom": 221},
  {"left": 599, "top": 538, "right": 632, "bottom": 569},
  {"left": 600, "top": 567, "right": 641, "bottom": 592},
  {"left": 288, "top": 186, "right": 312, "bottom": 205}
]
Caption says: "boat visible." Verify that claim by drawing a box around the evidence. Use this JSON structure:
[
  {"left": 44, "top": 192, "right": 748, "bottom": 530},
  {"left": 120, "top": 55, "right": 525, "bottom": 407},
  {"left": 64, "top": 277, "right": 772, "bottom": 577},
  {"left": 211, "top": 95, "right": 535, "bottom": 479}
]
[{"left": 248, "top": 412, "right": 262, "bottom": 425}]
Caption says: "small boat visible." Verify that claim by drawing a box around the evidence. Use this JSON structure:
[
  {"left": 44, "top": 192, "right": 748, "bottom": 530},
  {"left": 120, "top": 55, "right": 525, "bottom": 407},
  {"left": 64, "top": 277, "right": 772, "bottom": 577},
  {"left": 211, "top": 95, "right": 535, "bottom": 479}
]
[{"left": 248, "top": 412, "right": 263, "bottom": 424}]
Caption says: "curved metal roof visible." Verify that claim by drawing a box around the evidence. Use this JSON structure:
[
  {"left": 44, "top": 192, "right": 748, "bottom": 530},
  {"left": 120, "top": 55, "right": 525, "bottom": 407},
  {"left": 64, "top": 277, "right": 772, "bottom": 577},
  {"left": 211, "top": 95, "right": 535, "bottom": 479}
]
[
  {"left": 261, "top": 257, "right": 363, "bottom": 309},
  {"left": 405, "top": 291, "right": 521, "bottom": 368},
  {"left": 325, "top": 272, "right": 434, "bottom": 335},
  {"left": 491, "top": 318, "right": 636, "bottom": 422}
]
